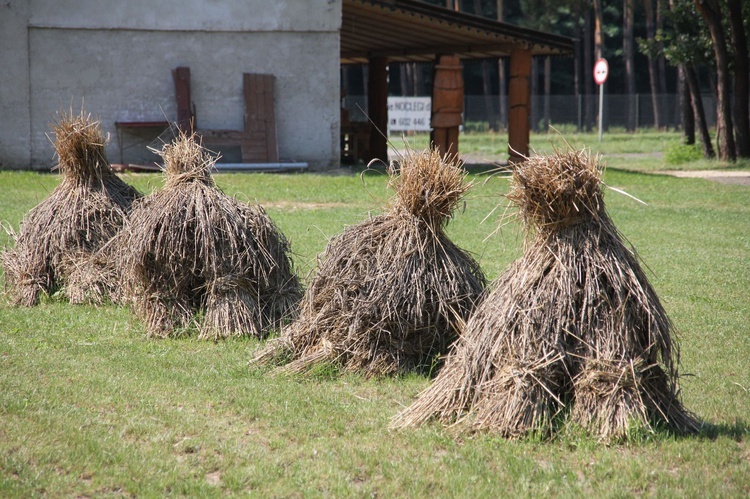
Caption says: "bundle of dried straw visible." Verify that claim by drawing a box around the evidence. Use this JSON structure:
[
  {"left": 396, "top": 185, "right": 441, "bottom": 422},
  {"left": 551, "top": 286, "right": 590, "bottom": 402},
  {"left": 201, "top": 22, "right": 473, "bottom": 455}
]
[
  {"left": 251, "top": 148, "right": 486, "bottom": 377},
  {"left": 392, "top": 148, "right": 699, "bottom": 440},
  {"left": 2, "top": 111, "right": 140, "bottom": 306},
  {"left": 116, "top": 132, "right": 301, "bottom": 339}
]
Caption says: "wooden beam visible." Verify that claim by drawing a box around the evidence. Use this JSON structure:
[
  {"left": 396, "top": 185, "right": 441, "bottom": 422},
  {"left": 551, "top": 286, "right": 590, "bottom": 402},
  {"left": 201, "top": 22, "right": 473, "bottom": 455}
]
[
  {"left": 368, "top": 56, "right": 389, "bottom": 163},
  {"left": 508, "top": 45, "right": 531, "bottom": 163}
]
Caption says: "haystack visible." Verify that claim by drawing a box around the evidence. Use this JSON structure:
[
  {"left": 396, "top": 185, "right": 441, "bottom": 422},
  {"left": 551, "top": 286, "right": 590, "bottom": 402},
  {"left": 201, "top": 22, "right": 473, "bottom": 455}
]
[
  {"left": 251, "top": 148, "right": 486, "bottom": 377},
  {"left": 63, "top": 236, "right": 125, "bottom": 305},
  {"left": 117, "top": 132, "right": 301, "bottom": 339},
  {"left": 392, "top": 148, "right": 699, "bottom": 440},
  {"left": 1, "top": 111, "right": 140, "bottom": 306}
]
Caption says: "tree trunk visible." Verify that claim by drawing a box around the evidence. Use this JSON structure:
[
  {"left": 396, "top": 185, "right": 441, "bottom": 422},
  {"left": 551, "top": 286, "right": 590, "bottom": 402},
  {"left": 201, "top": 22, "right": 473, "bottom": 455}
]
[
  {"left": 593, "top": 0, "right": 604, "bottom": 59},
  {"left": 695, "top": 0, "right": 736, "bottom": 162},
  {"left": 499, "top": 59, "right": 508, "bottom": 130},
  {"left": 623, "top": 0, "right": 636, "bottom": 131},
  {"left": 644, "top": 0, "right": 662, "bottom": 129},
  {"left": 498, "top": 0, "right": 507, "bottom": 130},
  {"left": 656, "top": 0, "right": 669, "bottom": 119},
  {"left": 471, "top": 0, "right": 496, "bottom": 129},
  {"left": 367, "top": 57, "right": 389, "bottom": 162},
  {"left": 727, "top": 0, "right": 750, "bottom": 157},
  {"left": 543, "top": 56, "right": 551, "bottom": 131},
  {"left": 679, "top": 66, "right": 695, "bottom": 145},
  {"left": 399, "top": 64, "right": 408, "bottom": 96},
  {"left": 412, "top": 63, "right": 425, "bottom": 96},
  {"left": 362, "top": 65, "right": 369, "bottom": 107},
  {"left": 593, "top": 0, "right": 604, "bottom": 132},
  {"left": 685, "top": 65, "right": 715, "bottom": 158},
  {"left": 411, "top": 64, "right": 419, "bottom": 96},
  {"left": 584, "top": 7, "right": 594, "bottom": 132},
  {"left": 574, "top": 37, "right": 582, "bottom": 132},
  {"left": 531, "top": 56, "right": 539, "bottom": 132},
  {"left": 481, "top": 60, "right": 497, "bottom": 130},
  {"left": 341, "top": 65, "right": 351, "bottom": 100}
]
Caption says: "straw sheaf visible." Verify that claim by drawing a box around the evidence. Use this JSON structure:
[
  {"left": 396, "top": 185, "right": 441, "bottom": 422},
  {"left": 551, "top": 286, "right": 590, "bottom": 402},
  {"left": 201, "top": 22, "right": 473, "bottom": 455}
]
[
  {"left": 52, "top": 113, "right": 110, "bottom": 183},
  {"left": 2, "top": 111, "right": 140, "bottom": 306},
  {"left": 388, "top": 148, "right": 469, "bottom": 226},
  {"left": 507, "top": 148, "right": 604, "bottom": 232},
  {"left": 117, "top": 133, "right": 301, "bottom": 339},
  {"left": 392, "top": 147, "right": 699, "bottom": 440},
  {"left": 160, "top": 134, "right": 215, "bottom": 187},
  {"left": 251, "top": 148, "right": 486, "bottom": 377}
]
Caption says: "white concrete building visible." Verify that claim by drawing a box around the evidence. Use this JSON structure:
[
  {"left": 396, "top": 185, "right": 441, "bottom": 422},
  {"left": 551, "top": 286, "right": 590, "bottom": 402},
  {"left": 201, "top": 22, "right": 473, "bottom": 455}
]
[{"left": 0, "top": 0, "right": 342, "bottom": 170}]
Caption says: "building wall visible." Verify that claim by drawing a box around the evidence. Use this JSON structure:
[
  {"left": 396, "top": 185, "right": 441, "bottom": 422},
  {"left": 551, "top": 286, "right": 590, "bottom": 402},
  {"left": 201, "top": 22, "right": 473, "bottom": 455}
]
[
  {"left": 1, "top": 0, "right": 342, "bottom": 170},
  {"left": 0, "top": 1, "right": 32, "bottom": 168}
]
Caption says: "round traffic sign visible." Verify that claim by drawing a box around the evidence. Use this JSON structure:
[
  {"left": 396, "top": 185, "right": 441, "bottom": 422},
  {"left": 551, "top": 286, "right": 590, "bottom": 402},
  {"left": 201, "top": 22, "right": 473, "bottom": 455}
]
[{"left": 593, "top": 58, "right": 609, "bottom": 85}]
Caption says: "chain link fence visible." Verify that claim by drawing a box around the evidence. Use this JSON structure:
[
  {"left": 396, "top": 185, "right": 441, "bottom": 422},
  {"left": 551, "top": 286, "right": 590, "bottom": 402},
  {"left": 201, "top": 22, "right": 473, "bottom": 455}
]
[
  {"left": 343, "top": 94, "right": 717, "bottom": 133},
  {"left": 465, "top": 94, "right": 717, "bottom": 132}
]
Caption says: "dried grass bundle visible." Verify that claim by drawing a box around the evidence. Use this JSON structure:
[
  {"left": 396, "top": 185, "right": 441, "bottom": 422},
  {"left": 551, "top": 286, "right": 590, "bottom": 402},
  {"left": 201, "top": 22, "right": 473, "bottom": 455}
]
[
  {"left": 1, "top": 111, "right": 140, "bottom": 306},
  {"left": 117, "top": 132, "right": 301, "bottom": 339},
  {"left": 392, "top": 148, "right": 699, "bottom": 440},
  {"left": 251, "top": 148, "right": 486, "bottom": 377}
]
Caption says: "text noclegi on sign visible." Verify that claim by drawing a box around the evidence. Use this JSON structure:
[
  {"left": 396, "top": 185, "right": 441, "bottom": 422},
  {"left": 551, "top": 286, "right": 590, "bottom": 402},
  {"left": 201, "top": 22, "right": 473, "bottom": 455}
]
[{"left": 387, "top": 97, "right": 432, "bottom": 132}]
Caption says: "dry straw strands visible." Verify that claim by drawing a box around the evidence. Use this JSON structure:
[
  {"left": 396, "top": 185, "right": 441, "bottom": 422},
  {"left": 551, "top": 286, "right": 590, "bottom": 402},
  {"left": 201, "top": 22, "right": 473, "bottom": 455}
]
[
  {"left": 392, "top": 147, "right": 699, "bottom": 440},
  {"left": 251, "top": 148, "right": 486, "bottom": 377},
  {"left": 116, "top": 132, "right": 301, "bottom": 340},
  {"left": 2, "top": 110, "right": 140, "bottom": 306}
]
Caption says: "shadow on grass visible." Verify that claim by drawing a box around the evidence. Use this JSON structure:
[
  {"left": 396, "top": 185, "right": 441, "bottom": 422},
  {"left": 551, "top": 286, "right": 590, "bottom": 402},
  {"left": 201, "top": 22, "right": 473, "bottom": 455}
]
[
  {"left": 345, "top": 160, "right": 510, "bottom": 177},
  {"left": 698, "top": 420, "right": 749, "bottom": 442}
]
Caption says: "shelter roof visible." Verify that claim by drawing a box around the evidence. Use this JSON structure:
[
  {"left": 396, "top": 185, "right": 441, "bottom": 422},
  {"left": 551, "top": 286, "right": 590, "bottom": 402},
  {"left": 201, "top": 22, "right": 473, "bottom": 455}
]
[{"left": 341, "top": 0, "right": 574, "bottom": 64}]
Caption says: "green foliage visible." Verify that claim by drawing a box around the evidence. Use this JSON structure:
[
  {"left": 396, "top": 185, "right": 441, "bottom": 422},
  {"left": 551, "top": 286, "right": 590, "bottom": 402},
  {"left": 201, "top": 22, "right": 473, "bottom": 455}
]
[
  {"left": 653, "top": 0, "right": 713, "bottom": 66},
  {"left": 462, "top": 121, "right": 494, "bottom": 133},
  {"left": 664, "top": 142, "right": 703, "bottom": 164}
]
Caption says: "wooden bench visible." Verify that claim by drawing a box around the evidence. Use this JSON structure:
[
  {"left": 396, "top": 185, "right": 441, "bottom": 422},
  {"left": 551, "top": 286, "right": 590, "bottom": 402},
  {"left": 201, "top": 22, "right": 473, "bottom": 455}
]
[
  {"left": 114, "top": 120, "right": 171, "bottom": 164},
  {"left": 116, "top": 68, "right": 280, "bottom": 165}
]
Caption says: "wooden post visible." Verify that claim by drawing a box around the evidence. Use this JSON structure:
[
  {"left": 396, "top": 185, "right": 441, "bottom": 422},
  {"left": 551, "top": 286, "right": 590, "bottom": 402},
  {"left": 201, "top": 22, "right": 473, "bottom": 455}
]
[
  {"left": 431, "top": 55, "right": 463, "bottom": 157},
  {"left": 173, "top": 67, "right": 194, "bottom": 133},
  {"left": 508, "top": 45, "right": 532, "bottom": 163},
  {"left": 368, "top": 56, "right": 389, "bottom": 163}
]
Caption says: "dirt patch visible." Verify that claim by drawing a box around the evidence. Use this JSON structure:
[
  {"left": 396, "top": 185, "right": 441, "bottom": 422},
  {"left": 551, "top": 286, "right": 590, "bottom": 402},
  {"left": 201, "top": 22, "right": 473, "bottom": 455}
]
[
  {"left": 205, "top": 471, "right": 222, "bottom": 486},
  {"left": 656, "top": 170, "right": 750, "bottom": 186}
]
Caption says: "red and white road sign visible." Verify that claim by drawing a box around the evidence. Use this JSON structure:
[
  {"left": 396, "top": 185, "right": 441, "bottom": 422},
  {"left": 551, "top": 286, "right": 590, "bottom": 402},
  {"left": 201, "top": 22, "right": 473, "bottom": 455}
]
[{"left": 593, "top": 58, "right": 609, "bottom": 85}]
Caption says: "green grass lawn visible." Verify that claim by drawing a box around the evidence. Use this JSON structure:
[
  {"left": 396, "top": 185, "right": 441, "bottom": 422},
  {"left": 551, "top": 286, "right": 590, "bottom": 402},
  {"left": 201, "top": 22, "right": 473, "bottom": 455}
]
[
  {"left": 1, "top": 135, "right": 749, "bottom": 496},
  {"left": 393, "top": 128, "right": 680, "bottom": 155},
  {"left": 392, "top": 129, "right": 750, "bottom": 174}
]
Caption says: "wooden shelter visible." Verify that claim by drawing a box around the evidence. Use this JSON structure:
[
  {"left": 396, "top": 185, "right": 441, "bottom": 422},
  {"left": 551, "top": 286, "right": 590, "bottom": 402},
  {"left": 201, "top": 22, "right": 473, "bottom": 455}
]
[{"left": 341, "top": 0, "right": 574, "bottom": 163}]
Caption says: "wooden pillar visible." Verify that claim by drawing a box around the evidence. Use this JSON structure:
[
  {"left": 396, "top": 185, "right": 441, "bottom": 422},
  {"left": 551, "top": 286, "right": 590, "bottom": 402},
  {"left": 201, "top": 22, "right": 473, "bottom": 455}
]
[
  {"left": 431, "top": 55, "right": 463, "bottom": 157},
  {"left": 368, "top": 56, "right": 389, "bottom": 163},
  {"left": 508, "top": 45, "right": 532, "bottom": 163}
]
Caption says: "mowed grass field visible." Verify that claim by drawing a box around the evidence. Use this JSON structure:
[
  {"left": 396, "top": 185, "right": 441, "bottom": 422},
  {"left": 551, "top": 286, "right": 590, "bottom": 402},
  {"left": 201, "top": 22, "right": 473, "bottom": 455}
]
[{"left": 1, "top": 132, "right": 749, "bottom": 496}]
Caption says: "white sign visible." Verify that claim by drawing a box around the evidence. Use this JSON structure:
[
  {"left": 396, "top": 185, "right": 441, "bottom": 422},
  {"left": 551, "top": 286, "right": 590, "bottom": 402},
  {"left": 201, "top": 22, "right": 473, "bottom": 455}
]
[
  {"left": 387, "top": 97, "right": 431, "bottom": 132},
  {"left": 593, "top": 58, "right": 609, "bottom": 85}
]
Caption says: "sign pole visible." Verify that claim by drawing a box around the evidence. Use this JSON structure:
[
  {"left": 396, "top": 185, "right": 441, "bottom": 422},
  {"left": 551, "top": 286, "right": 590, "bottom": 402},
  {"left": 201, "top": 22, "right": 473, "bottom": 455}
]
[
  {"left": 593, "top": 58, "right": 609, "bottom": 143},
  {"left": 598, "top": 82, "right": 604, "bottom": 142}
]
